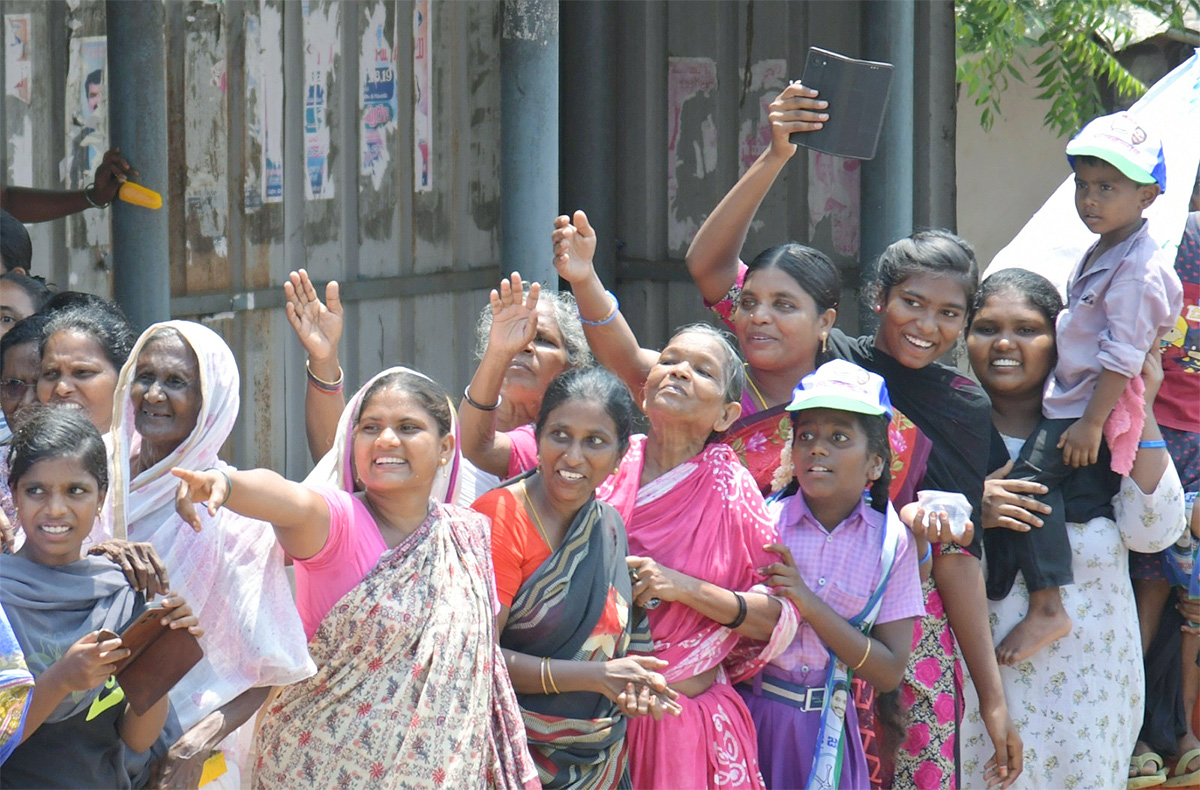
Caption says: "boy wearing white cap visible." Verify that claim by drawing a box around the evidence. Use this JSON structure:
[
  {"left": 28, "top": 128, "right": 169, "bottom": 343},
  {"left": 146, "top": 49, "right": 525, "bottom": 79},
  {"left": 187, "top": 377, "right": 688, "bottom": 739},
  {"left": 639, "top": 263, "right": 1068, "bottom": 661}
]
[{"left": 991, "top": 112, "right": 1183, "bottom": 666}]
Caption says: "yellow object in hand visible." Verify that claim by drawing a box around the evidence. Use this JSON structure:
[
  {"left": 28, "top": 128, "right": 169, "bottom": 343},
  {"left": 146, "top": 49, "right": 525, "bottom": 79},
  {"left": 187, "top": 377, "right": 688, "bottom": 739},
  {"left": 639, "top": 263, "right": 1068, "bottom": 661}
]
[
  {"left": 199, "top": 751, "right": 227, "bottom": 786},
  {"left": 118, "top": 181, "right": 162, "bottom": 210}
]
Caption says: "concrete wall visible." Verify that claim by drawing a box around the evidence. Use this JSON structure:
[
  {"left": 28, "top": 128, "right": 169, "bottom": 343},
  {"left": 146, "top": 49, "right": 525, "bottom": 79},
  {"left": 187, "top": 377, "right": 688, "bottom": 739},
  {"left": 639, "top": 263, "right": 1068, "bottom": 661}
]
[{"left": 955, "top": 52, "right": 1069, "bottom": 271}]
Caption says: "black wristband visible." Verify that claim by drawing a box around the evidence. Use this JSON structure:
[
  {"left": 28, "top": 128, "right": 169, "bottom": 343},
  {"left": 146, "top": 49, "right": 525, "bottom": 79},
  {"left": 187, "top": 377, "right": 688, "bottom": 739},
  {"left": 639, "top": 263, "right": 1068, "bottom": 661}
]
[{"left": 724, "top": 591, "right": 747, "bottom": 629}]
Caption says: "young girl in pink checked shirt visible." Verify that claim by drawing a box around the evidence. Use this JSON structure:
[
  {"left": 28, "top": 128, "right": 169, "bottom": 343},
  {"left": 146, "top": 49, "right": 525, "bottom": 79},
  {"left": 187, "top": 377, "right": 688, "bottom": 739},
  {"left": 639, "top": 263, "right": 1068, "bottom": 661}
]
[{"left": 750, "top": 360, "right": 926, "bottom": 789}]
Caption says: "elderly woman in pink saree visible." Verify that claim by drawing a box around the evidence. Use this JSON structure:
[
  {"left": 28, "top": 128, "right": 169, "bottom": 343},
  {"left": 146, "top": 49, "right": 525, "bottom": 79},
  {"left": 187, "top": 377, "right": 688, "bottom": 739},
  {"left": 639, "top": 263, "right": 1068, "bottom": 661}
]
[{"left": 589, "top": 324, "right": 799, "bottom": 789}]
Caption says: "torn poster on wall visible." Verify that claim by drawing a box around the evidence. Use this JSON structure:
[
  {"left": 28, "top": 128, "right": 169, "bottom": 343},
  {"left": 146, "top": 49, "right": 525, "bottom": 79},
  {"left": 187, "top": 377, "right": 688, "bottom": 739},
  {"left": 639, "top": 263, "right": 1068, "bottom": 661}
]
[
  {"left": 667, "top": 57, "right": 718, "bottom": 253},
  {"left": 361, "top": 2, "right": 398, "bottom": 190},
  {"left": 64, "top": 33, "right": 108, "bottom": 248},
  {"left": 302, "top": 0, "right": 337, "bottom": 200},
  {"left": 246, "top": 1, "right": 284, "bottom": 206},
  {"left": 413, "top": 0, "right": 432, "bottom": 192},
  {"left": 5, "top": 14, "right": 32, "bottom": 104},
  {"left": 65, "top": 36, "right": 106, "bottom": 190}
]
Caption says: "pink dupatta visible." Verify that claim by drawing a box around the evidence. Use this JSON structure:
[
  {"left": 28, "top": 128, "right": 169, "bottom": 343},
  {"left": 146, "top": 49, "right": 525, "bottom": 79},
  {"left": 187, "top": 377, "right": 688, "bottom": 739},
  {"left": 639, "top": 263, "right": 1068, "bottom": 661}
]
[{"left": 606, "top": 436, "right": 798, "bottom": 682}]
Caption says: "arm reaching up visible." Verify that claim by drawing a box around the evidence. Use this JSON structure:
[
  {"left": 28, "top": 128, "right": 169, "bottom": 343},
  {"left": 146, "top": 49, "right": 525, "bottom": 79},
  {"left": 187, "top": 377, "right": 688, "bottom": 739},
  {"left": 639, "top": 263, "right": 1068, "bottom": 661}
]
[
  {"left": 284, "top": 268, "right": 346, "bottom": 462},
  {"left": 552, "top": 211, "right": 659, "bottom": 396},
  {"left": 459, "top": 274, "right": 542, "bottom": 477},
  {"left": 685, "top": 83, "right": 827, "bottom": 303}
]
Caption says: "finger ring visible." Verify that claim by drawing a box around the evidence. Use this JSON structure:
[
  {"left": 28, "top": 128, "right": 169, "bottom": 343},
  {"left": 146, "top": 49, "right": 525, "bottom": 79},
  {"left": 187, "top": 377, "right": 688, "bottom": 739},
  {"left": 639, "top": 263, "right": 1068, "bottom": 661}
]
[
  {"left": 645, "top": 597, "right": 661, "bottom": 610},
  {"left": 631, "top": 570, "right": 640, "bottom": 582}
]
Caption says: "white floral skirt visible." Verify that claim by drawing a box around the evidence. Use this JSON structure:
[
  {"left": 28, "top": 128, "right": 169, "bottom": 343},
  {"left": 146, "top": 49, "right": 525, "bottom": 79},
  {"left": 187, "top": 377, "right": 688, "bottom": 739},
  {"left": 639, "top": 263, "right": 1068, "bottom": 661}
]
[{"left": 961, "top": 516, "right": 1143, "bottom": 790}]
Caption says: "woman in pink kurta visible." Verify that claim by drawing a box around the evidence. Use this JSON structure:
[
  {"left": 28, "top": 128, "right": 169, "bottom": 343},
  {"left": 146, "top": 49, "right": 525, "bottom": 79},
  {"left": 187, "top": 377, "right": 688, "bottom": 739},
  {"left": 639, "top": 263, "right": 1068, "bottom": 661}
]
[{"left": 584, "top": 324, "right": 799, "bottom": 789}]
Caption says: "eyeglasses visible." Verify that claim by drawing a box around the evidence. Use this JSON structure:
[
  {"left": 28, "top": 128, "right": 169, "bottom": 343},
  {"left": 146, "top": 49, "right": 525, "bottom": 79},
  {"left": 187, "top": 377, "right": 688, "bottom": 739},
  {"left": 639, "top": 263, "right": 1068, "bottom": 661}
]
[{"left": 0, "top": 379, "right": 35, "bottom": 400}]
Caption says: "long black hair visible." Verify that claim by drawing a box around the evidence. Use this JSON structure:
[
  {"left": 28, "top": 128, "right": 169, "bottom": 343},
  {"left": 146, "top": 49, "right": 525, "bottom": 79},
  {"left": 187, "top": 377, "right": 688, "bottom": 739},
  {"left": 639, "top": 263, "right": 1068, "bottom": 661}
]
[
  {"left": 968, "top": 268, "right": 1063, "bottom": 330},
  {"left": 40, "top": 300, "right": 136, "bottom": 371},
  {"left": 357, "top": 370, "right": 453, "bottom": 437}
]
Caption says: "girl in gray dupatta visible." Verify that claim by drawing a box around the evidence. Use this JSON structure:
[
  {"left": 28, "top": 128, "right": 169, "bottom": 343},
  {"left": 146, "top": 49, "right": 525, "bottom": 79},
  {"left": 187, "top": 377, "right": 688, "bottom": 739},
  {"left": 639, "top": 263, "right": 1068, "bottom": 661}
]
[
  {"left": 472, "top": 367, "right": 681, "bottom": 789},
  {"left": 0, "top": 407, "right": 200, "bottom": 789}
]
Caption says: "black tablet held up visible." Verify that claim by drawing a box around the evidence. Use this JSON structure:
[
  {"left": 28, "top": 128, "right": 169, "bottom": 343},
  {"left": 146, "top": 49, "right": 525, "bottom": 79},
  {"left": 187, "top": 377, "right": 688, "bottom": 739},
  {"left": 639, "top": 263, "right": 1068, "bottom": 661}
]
[{"left": 790, "top": 46, "right": 894, "bottom": 160}]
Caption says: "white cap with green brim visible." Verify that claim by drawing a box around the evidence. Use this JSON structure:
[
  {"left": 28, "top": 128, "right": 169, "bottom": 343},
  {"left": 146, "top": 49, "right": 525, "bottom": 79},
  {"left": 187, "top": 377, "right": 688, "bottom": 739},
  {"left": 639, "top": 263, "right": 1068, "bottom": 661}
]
[
  {"left": 786, "top": 359, "right": 893, "bottom": 420},
  {"left": 1066, "top": 111, "right": 1166, "bottom": 192}
]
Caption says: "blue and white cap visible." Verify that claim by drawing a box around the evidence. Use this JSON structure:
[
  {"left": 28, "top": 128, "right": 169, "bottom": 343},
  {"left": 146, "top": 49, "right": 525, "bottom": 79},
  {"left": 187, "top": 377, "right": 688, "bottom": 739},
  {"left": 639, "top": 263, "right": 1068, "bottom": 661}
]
[{"left": 786, "top": 359, "right": 893, "bottom": 419}]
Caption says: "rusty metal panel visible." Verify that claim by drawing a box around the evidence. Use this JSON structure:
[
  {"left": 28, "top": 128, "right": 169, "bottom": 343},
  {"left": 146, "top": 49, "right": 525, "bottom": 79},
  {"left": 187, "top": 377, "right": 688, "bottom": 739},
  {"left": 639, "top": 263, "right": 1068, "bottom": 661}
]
[{"left": 614, "top": 0, "right": 869, "bottom": 344}]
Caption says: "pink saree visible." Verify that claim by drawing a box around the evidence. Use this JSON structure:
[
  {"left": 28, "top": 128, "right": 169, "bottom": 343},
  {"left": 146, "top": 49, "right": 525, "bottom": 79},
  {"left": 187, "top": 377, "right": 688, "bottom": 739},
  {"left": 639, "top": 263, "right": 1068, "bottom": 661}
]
[{"left": 602, "top": 437, "right": 798, "bottom": 789}]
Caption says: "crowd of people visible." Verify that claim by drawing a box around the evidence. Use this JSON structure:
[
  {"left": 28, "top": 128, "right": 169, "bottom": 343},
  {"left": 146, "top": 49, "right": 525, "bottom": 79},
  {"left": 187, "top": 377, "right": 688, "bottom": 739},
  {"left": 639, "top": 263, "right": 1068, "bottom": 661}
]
[{"left": 0, "top": 84, "right": 1196, "bottom": 790}]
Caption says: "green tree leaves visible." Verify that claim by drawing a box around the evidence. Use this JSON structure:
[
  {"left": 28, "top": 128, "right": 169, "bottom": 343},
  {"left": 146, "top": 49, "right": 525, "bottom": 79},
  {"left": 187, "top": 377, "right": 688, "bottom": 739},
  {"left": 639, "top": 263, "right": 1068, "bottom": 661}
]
[{"left": 957, "top": 0, "right": 1199, "bottom": 136}]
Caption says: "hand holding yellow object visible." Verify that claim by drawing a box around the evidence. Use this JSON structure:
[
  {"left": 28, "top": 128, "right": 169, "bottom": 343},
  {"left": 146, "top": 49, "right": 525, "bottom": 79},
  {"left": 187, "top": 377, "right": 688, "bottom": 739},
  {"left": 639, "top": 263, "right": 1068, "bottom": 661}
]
[{"left": 118, "top": 181, "right": 162, "bottom": 210}]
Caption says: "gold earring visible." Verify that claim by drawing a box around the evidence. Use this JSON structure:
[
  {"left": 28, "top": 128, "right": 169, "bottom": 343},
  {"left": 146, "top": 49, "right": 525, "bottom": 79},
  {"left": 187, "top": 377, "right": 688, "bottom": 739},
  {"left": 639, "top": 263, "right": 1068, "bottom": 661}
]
[
  {"left": 820, "top": 332, "right": 828, "bottom": 355},
  {"left": 439, "top": 457, "right": 448, "bottom": 466},
  {"left": 613, "top": 467, "right": 619, "bottom": 475}
]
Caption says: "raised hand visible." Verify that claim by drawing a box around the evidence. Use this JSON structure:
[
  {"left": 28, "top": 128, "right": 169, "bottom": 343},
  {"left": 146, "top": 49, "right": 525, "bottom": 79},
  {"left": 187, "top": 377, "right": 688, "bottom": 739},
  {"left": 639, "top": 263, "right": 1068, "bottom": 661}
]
[
  {"left": 552, "top": 211, "right": 597, "bottom": 284},
  {"left": 766, "top": 82, "right": 829, "bottom": 160},
  {"left": 91, "top": 147, "right": 135, "bottom": 205},
  {"left": 487, "top": 273, "right": 540, "bottom": 362},
  {"left": 284, "top": 268, "right": 343, "bottom": 363},
  {"left": 170, "top": 468, "right": 230, "bottom": 531}
]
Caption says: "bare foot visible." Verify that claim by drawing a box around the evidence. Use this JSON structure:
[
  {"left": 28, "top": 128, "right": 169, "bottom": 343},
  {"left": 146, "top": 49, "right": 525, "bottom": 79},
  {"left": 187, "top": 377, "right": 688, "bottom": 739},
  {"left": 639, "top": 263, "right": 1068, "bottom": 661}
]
[{"left": 996, "top": 604, "right": 1072, "bottom": 665}]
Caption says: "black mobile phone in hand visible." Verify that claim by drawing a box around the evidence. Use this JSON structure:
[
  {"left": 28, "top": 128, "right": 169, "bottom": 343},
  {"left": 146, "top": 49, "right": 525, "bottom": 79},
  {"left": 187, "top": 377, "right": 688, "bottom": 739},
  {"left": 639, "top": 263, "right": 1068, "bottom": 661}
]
[{"left": 790, "top": 46, "right": 894, "bottom": 160}]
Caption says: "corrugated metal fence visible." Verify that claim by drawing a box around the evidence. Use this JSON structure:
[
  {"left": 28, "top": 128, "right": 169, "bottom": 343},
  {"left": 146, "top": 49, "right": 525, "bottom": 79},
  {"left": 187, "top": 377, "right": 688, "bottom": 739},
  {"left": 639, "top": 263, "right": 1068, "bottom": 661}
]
[{"left": 0, "top": 0, "right": 951, "bottom": 477}]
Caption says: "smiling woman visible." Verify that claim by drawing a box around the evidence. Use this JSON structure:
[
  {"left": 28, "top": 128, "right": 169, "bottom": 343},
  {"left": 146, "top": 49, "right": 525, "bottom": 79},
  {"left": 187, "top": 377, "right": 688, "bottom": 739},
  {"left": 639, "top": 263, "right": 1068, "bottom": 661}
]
[
  {"left": 473, "top": 366, "right": 682, "bottom": 789},
  {"left": 171, "top": 366, "right": 538, "bottom": 789},
  {"left": 459, "top": 274, "right": 592, "bottom": 486},
  {"left": 36, "top": 300, "right": 134, "bottom": 436},
  {"left": 105, "top": 321, "right": 313, "bottom": 788}
]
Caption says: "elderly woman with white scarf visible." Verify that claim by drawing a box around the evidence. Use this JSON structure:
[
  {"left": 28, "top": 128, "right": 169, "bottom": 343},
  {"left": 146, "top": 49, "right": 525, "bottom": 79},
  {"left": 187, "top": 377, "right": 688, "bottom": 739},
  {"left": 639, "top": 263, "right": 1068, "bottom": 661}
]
[{"left": 107, "top": 321, "right": 314, "bottom": 788}]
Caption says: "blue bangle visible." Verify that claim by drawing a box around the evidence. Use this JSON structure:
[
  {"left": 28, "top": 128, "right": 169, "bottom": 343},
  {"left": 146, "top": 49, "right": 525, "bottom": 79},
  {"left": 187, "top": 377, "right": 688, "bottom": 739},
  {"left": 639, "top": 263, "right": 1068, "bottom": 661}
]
[
  {"left": 578, "top": 291, "right": 619, "bottom": 326},
  {"left": 919, "top": 542, "right": 933, "bottom": 565},
  {"left": 1138, "top": 440, "right": 1167, "bottom": 449}
]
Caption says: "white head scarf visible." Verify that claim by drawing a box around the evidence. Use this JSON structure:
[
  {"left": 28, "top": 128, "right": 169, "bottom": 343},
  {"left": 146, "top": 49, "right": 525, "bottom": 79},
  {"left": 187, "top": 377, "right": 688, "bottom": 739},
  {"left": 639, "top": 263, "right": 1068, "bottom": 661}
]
[
  {"left": 303, "top": 365, "right": 465, "bottom": 505},
  {"left": 108, "top": 321, "right": 314, "bottom": 732}
]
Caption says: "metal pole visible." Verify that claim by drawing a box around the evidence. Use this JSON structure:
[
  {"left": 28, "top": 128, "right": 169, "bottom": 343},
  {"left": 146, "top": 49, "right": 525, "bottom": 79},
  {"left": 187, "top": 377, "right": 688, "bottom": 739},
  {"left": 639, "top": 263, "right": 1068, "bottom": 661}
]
[
  {"left": 860, "top": 0, "right": 914, "bottom": 323},
  {"left": 107, "top": 0, "right": 170, "bottom": 328},
  {"left": 559, "top": 0, "right": 615, "bottom": 285},
  {"left": 501, "top": 0, "right": 558, "bottom": 285},
  {"left": 913, "top": 0, "right": 957, "bottom": 231}
]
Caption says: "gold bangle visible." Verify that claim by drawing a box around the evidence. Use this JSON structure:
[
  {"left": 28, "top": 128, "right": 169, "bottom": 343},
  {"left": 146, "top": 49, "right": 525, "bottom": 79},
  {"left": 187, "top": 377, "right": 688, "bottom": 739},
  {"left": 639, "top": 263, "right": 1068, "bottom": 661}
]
[
  {"left": 545, "top": 658, "right": 561, "bottom": 694},
  {"left": 540, "top": 657, "right": 550, "bottom": 695},
  {"left": 305, "top": 359, "right": 344, "bottom": 391},
  {"left": 851, "top": 637, "right": 872, "bottom": 672}
]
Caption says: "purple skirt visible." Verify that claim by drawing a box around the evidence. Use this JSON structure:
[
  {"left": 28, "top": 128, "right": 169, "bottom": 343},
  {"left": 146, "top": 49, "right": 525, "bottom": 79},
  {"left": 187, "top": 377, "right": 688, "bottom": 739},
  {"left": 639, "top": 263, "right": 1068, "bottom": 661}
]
[{"left": 737, "top": 668, "right": 869, "bottom": 790}]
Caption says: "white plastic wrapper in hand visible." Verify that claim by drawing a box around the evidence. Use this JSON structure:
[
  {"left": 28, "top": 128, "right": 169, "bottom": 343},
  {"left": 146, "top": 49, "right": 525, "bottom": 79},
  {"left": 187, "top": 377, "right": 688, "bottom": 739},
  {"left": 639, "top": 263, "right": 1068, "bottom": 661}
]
[{"left": 917, "top": 490, "right": 973, "bottom": 539}]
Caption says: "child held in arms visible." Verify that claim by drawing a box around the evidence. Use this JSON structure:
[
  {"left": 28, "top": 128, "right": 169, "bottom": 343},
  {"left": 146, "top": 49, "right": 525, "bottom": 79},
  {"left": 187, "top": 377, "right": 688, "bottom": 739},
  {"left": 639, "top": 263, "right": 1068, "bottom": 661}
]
[{"left": 990, "top": 111, "right": 1182, "bottom": 666}]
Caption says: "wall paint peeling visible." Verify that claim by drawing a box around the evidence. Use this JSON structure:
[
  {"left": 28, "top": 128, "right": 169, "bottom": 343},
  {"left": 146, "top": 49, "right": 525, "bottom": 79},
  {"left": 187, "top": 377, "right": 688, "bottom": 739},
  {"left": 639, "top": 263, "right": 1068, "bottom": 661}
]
[
  {"left": 738, "top": 58, "right": 786, "bottom": 177},
  {"left": 667, "top": 57, "right": 718, "bottom": 253},
  {"left": 247, "top": 1, "right": 284, "bottom": 205}
]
